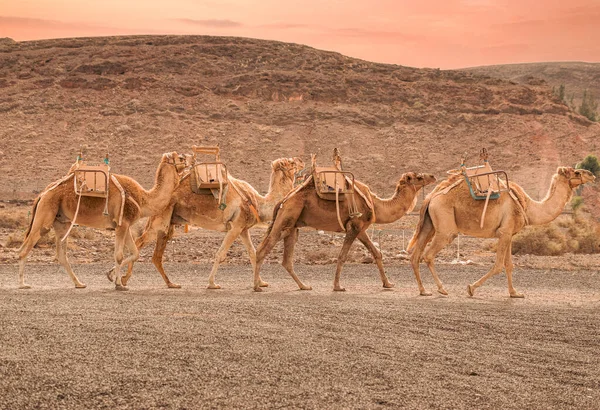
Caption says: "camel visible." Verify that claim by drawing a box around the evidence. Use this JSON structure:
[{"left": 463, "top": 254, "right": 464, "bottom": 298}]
[
  {"left": 117, "top": 157, "right": 305, "bottom": 288},
  {"left": 252, "top": 165, "right": 437, "bottom": 292},
  {"left": 18, "top": 152, "right": 186, "bottom": 290},
  {"left": 408, "top": 166, "right": 596, "bottom": 298}
]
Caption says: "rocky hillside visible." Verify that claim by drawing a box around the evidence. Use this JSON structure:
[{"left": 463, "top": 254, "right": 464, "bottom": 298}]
[
  {"left": 462, "top": 62, "right": 600, "bottom": 110},
  {"left": 0, "top": 35, "right": 598, "bottom": 200}
]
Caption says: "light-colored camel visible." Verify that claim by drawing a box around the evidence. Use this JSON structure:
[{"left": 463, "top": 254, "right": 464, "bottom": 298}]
[
  {"left": 118, "top": 157, "right": 305, "bottom": 288},
  {"left": 408, "top": 167, "right": 596, "bottom": 298},
  {"left": 253, "top": 171, "right": 437, "bottom": 291},
  {"left": 18, "top": 152, "right": 186, "bottom": 290}
]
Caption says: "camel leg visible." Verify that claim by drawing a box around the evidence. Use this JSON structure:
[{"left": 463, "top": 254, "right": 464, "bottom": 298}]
[
  {"left": 149, "top": 225, "right": 181, "bottom": 288},
  {"left": 282, "top": 228, "right": 312, "bottom": 290},
  {"left": 421, "top": 233, "right": 456, "bottom": 296},
  {"left": 17, "top": 227, "right": 45, "bottom": 289},
  {"left": 504, "top": 240, "right": 523, "bottom": 298},
  {"left": 333, "top": 225, "right": 359, "bottom": 291},
  {"left": 207, "top": 224, "right": 245, "bottom": 289},
  {"left": 114, "top": 207, "right": 172, "bottom": 284},
  {"left": 53, "top": 221, "right": 86, "bottom": 288},
  {"left": 239, "top": 228, "right": 268, "bottom": 288},
  {"left": 409, "top": 215, "right": 436, "bottom": 296},
  {"left": 117, "top": 228, "right": 140, "bottom": 282},
  {"left": 356, "top": 231, "right": 394, "bottom": 289},
  {"left": 112, "top": 225, "right": 129, "bottom": 291},
  {"left": 17, "top": 200, "right": 56, "bottom": 289},
  {"left": 254, "top": 211, "right": 300, "bottom": 292},
  {"left": 467, "top": 235, "right": 511, "bottom": 297}
]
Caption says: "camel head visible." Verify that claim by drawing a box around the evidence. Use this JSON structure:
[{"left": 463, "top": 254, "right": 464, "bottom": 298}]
[
  {"left": 271, "top": 157, "right": 305, "bottom": 182},
  {"left": 557, "top": 167, "right": 596, "bottom": 189},
  {"left": 161, "top": 152, "right": 187, "bottom": 173},
  {"left": 397, "top": 172, "right": 437, "bottom": 190}
]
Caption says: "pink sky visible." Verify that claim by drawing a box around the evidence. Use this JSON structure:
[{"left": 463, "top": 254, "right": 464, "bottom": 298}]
[{"left": 1, "top": 0, "right": 599, "bottom": 68}]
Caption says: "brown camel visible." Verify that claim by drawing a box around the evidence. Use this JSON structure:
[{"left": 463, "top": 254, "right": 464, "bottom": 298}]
[
  {"left": 408, "top": 167, "right": 596, "bottom": 298},
  {"left": 18, "top": 152, "right": 186, "bottom": 290},
  {"left": 118, "top": 157, "right": 305, "bottom": 288},
  {"left": 252, "top": 171, "right": 437, "bottom": 291}
]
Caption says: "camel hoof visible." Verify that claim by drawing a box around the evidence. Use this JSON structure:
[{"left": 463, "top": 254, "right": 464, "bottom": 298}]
[
  {"left": 115, "top": 284, "right": 129, "bottom": 291},
  {"left": 258, "top": 281, "right": 269, "bottom": 288},
  {"left": 510, "top": 292, "right": 525, "bottom": 298},
  {"left": 106, "top": 269, "right": 115, "bottom": 283},
  {"left": 253, "top": 286, "right": 264, "bottom": 292},
  {"left": 419, "top": 291, "right": 433, "bottom": 296},
  {"left": 207, "top": 284, "right": 221, "bottom": 289},
  {"left": 438, "top": 288, "right": 448, "bottom": 296},
  {"left": 19, "top": 284, "right": 32, "bottom": 290},
  {"left": 333, "top": 287, "right": 346, "bottom": 292},
  {"left": 467, "top": 284, "right": 475, "bottom": 297},
  {"left": 167, "top": 283, "right": 182, "bottom": 289},
  {"left": 299, "top": 285, "right": 312, "bottom": 291},
  {"left": 383, "top": 282, "right": 395, "bottom": 289},
  {"left": 75, "top": 284, "right": 87, "bottom": 289}
]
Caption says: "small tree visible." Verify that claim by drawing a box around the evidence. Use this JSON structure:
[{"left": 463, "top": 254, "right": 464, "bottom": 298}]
[
  {"left": 577, "top": 154, "right": 600, "bottom": 176},
  {"left": 558, "top": 84, "right": 565, "bottom": 102},
  {"left": 579, "top": 90, "right": 598, "bottom": 121}
]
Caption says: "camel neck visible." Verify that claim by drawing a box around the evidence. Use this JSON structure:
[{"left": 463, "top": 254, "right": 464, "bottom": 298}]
[
  {"left": 138, "top": 163, "right": 178, "bottom": 217},
  {"left": 372, "top": 184, "right": 419, "bottom": 224},
  {"left": 258, "top": 172, "right": 295, "bottom": 221},
  {"left": 525, "top": 174, "right": 573, "bottom": 225}
]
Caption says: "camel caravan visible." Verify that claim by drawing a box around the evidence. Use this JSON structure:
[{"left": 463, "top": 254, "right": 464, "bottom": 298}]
[{"left": 17, "top": 146, "right": 595, "bottom": 298}]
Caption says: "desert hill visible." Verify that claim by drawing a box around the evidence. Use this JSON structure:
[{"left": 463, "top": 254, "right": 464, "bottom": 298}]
[
  {"left": 461, "top": 62, "right": 600, "bottom": 109},
  {"left": 0, "top": 35, "right": 598, "bottom": 200}
]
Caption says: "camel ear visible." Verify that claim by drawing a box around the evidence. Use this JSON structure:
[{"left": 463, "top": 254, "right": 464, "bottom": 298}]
[
  {"left": 557, "top": 167, "right": 570, "bottom": 177},
  {"left": 164, "top": 152, "right": 172, "bottom": 162}
]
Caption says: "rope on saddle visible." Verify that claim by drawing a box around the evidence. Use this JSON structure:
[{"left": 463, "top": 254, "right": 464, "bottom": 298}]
[
  {"left": 508, "top": 190, "right": 529, "bottom": 226},
  {"left": 335, "top": 179, "right": 345, "bottom": 231},
  {"left": 41, "top": 173, "right": 74, "bottom": 197},
  {"left": 480, "top": 188, "right": 493, "bottom": 229},
  {"left": 228, "top": 179, "right": 261, "bottom": 224},
  {"left": 62, "top": 177, "right": 85, "bottom": 242},
  {"left": 110, "top": 175, "right": 126, "bottom": 227},
  {"left": 279, "top": 174, "right": 313, "bottom": 207}
]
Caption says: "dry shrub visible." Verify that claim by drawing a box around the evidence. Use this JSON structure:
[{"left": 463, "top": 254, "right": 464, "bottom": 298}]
[
  {"left": 4, "top": 232, "right": 23, "bottom": 248},
  {"left": 512, "top": 214, "right": 600, "bottom": 256},
  {"left": 512, "top": 225, "right": 566, "bottom": 256},
  {"left": 564, "top": 215, "right": 600, "bottom": 254},
  {"left": 0, "top": 210, "right": 28, "bottom": 229}
]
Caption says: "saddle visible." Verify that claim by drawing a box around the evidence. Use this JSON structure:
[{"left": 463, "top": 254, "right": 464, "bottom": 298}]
[
  {"left": 449, "top": 148, "right": 511, "bottom": 228},
  {"left": 72, "top": 158, "right": 110, "bottom": 198},
  {"left": 312, "top": 149, "right": 363, "bottom": 230},
  {"left": 189, "top": 145, "right": 229, "bottom": 209}
]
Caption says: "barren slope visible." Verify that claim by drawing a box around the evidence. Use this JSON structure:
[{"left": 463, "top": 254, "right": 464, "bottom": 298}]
[
  {"left": 462, "top": 62, "right": 600, "bottom": 108},
  {"left": 0, "top": 35, "right": 598, "bottom": 199}
]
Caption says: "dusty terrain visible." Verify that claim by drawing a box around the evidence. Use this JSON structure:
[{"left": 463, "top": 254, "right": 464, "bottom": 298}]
[{"left": 1, "top": 262, "right": 599, "bottom": 409}]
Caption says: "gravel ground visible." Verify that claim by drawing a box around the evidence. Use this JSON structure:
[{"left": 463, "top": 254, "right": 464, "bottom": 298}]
[{"left": 1, "top": 262, "right": 599, "bottom": 409}]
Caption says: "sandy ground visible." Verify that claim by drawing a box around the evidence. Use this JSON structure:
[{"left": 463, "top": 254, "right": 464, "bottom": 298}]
[{"left": 1, "top": 261, "right": 599, "bottom": 409}]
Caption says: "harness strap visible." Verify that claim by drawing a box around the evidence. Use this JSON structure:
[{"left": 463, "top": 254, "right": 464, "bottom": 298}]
[
  {"left": 62, "top": 177, "right": 85, "bottom": 242},
  {"left": 508, "top": 190, "right": 529, "bottom": 226},
  {"left": 280, "top": 175, "right": 314, "bottom": 208},
  {"left": 335, "top": 178, "right": 346, "bottom": 231},
  {"left": 480, "top": 189, "right": 493, "bottom": 229},
  {"left": 41, "top": 173, "right": 74, "bottom": 198},
  {"left": 229, "top": 179, "right": 261, "bottom": 224},
  {"left": 110, "top": 175, "right": 126, "bottom": 227}
]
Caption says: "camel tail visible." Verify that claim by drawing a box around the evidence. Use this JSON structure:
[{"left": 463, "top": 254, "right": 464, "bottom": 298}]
[
  {"left": 19, "top": 196, "right": 41, "bottom": 251},
  {"left": 406, "top": 196, "right": 434, "bottom": 254}
]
